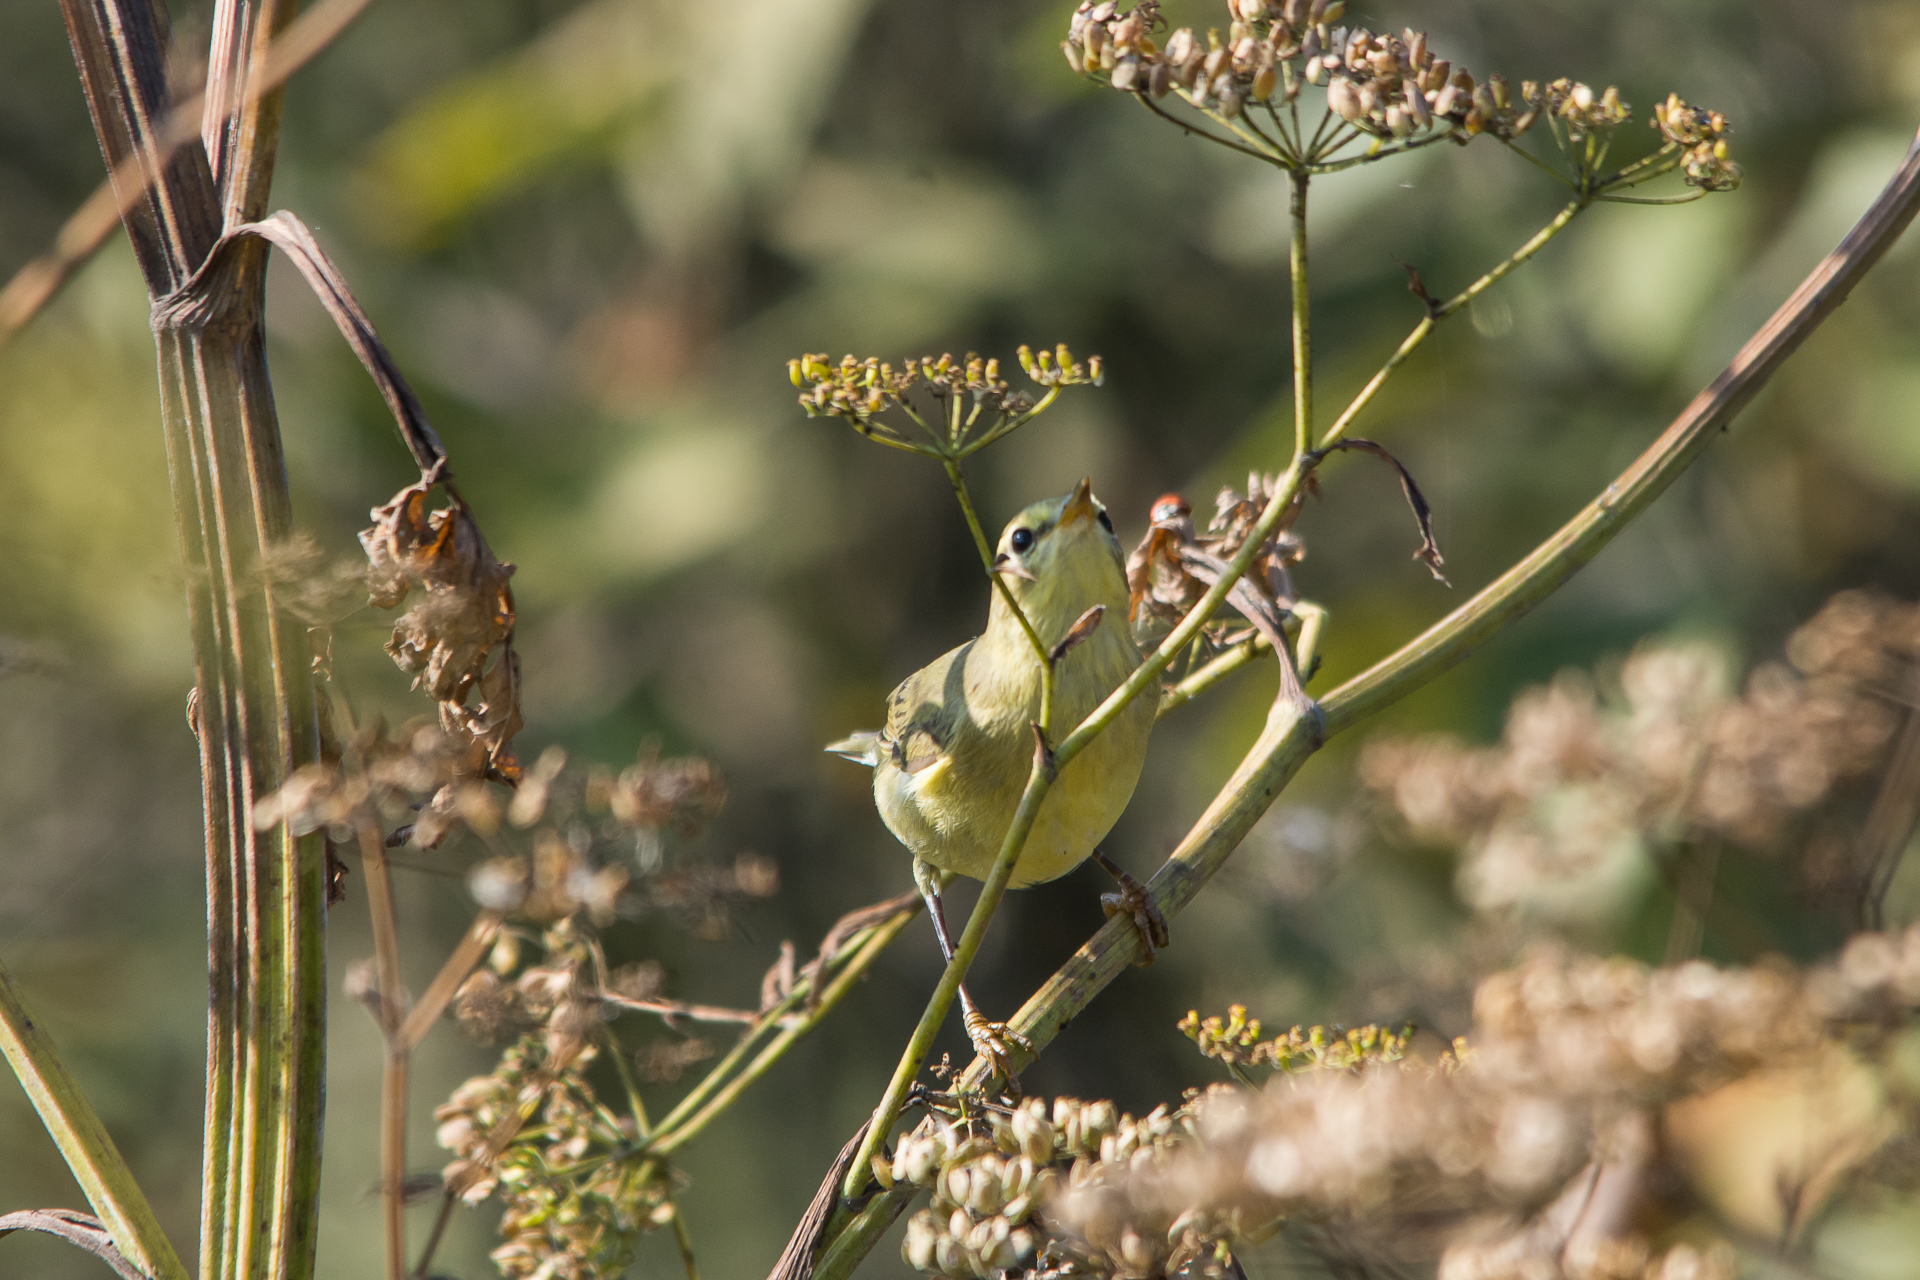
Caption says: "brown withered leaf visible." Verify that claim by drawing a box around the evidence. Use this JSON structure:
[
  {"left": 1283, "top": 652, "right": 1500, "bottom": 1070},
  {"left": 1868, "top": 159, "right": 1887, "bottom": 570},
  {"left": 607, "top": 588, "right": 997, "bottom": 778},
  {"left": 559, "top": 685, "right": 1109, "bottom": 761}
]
[
  {"left": 1126, "top": 493, "right": 1204, "bottom": 637},
  {"left": 1127, "top": 477, "right": 1307, "bottom": 651},
  {"left": 359, "top": 480, "right": 524, "bottom": 798}
]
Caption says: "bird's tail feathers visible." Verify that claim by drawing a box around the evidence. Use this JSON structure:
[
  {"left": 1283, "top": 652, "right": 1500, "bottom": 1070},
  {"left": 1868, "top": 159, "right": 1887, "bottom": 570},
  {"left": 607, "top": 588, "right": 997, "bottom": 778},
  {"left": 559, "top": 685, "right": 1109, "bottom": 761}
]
[{"left": 824, "top": 730, "right": 884, "bottom": 768}]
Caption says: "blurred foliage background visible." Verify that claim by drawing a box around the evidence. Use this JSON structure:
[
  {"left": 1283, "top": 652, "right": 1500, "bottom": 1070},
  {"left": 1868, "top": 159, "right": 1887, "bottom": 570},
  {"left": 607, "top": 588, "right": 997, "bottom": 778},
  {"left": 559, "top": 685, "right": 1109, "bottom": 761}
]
[{"left": 5, "top": 0, "right": 1920, "bottom": 1276}]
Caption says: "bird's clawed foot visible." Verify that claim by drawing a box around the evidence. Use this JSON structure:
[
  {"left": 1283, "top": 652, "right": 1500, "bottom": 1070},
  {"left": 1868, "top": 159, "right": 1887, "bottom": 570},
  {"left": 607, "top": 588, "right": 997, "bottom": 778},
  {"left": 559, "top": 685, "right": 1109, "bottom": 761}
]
[
  {"left": 962, "top": 1005, "right": 1034, "bottom": 1081},
  {"left": 1093, "top": 850, "right": 1170, "bottom": 965}
]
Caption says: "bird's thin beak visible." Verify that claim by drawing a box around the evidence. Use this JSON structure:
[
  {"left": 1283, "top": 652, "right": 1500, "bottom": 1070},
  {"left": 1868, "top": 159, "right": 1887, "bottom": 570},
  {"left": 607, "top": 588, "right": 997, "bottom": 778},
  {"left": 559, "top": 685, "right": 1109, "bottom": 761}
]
[
  {"left": 1059, "top": 477, "right": 1097, "bottom": 527},
  {"left": 991, "top": 552, "right": 1036, "bottom": 581}
]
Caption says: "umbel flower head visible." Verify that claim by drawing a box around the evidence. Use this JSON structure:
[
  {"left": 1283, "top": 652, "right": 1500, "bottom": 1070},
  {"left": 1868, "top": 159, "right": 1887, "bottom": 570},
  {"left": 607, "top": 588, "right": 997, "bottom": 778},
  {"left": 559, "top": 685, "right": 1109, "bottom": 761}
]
[
  {"left": 1062, "top": 1, "right": 1738, "bottom": 192},
  {"left": 788, "top": 346, "right": 1102, "bottom": 459},
  {"left": 1064, "top": 0, "right": 1540, "bottom": 140}
]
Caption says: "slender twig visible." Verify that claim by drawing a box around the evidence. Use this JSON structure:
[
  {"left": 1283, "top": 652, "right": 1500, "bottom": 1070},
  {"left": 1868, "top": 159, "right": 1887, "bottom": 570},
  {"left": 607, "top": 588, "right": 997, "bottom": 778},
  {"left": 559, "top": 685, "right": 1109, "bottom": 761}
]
[
  {"left": 1318, "top": 199, "right": 1587, "bottom": 448},
  {"left": 395, "top": 910, "right": 501, "bottom": 1053},
  {"left": 355, "top": 822, "right": 408, "bottom": 1280},
  {"left": 645, "top": 895, "right": 919, "bottom": 1142},
  {"left": 600, "top": 993, "right": 799, "bottom": 1028},
  {"left": 1158, "top": 599, "right": 1328, "bottom": 717},
  {"left": 1600, "top": 191, "right": 1708, "bottom": 206},
  {"left": 941, "top": 461, "right": 1052, "bottom": 693},
  {"left": 1289, "top": 171, "right": 1312, "bottom": 458},
  {"left": 1305, "top": 127, "right": 1456, "bottom": 174},
  {"left": 406, "top": 1194, "right": 457, "bottom": 1279},
  {"left": 1137, "top": 93, "right": 1279, "bottom": 164},
  {"left": 1319, "top": 126, "right": 1920, "bottom": 733},
  {"left": 1500, "top": 136, "right": 1579, "bottom": 188},
  {"left": 668, "top": 1204, "right": 702, "bottom": 1280},
  {"left": 651, "top": 906, "right": 914, "bottom": 1155},
  {"left": 958, "top": 386, "right": 1062, "bottom": 457},
  {"left": 1159, "top": 635, "right": 1271, "bottom": 717},
  {"left": 841, "top": 750, "right": 1058, "bottom": 1199}
]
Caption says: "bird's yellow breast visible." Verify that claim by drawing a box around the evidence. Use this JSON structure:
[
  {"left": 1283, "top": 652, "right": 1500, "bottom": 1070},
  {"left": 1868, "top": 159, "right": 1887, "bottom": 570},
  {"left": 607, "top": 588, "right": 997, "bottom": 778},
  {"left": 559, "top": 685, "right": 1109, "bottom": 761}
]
[{"left": 873, "top": 607, "right": 1154, "bottom": 887}]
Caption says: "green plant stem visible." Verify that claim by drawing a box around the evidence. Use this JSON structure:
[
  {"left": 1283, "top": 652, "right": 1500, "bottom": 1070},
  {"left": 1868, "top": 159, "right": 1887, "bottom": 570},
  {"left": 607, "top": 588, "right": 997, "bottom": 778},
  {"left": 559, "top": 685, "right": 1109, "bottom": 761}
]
[
  {"left": 811, "top": 118, "right": 1920, "bottom": 1280},
  {"left": 650, "top": 906, "right": 915, "bottom": 1155},
  {"left": 812, "top": 1183, "right": 919, "bottom": 1280},
  {"left": 942, "top": 458, "right": 1051, "bottom": 673},
  {"left": 62, "top": 5, "right": 328, "bottom": 1279},
  {"left": 644, "top": 900, "right": 919, "bottom": 1143},
  {"left": 1319, "top": 132, "right": 1920, "bottom": 725},
  {"left": 0, "top": 958, "right": 191, "bottom": 1280},
  {"left": 1137, "top": 94, "right": 1277, "bottom": 165},
  {"left": 1305, "top": 127, "right": 1456, "bottom": 174},
  {"left": 1318, "top": 198, "right": 1587, "bottom": 448},
  {"left": 958, "top": 385, "right": 1060, "bottom": 456},
  {"left": 1289, "top": 170, "right": 1312, "bottom": 458},
  {"left": 601, "top": 1021, "right": 652, "bottom": 1140},
  {"left": 841, "top": 759, "right": 1055, "bottom": 1201},
  {"left": 1158, "top": 600, "right": 1328, "bottom": 718}
]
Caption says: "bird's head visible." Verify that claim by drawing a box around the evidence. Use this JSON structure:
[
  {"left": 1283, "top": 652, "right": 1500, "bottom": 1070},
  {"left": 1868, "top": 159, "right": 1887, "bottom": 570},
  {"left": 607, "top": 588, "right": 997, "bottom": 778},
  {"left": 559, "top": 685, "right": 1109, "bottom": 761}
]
[{"left": 989, "top": 478, "right": 1128, "bottom": 633}]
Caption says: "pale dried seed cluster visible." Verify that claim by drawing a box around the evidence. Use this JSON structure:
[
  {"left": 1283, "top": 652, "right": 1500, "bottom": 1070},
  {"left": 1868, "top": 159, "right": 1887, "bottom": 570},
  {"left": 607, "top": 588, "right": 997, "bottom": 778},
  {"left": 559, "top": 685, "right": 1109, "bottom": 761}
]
[
  {"left": 1064, "top": 0, "right": 1538, "bottom": 140},
  {"left": 891, "top": 1095, "right": 1263, "bottom": 1279},
  {"left": 251, "top": 720, "right": 464, "bottom": 842},
  {"left": 895, "top": 931, "right": 1920, "bottom": 1280},
  {"left": 1652, "top": 92, "right": 1740, "bottom": 191},
  {"left": 1359, "top": 591, "right": 1918, "bottom": 909}
]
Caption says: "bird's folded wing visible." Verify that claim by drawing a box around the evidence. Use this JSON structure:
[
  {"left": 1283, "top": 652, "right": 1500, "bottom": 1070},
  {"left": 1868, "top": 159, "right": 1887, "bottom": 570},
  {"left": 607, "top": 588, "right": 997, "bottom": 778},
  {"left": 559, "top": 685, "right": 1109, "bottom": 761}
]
[{"left": 885, "top": 656, "right": 959, "bottom": 777}]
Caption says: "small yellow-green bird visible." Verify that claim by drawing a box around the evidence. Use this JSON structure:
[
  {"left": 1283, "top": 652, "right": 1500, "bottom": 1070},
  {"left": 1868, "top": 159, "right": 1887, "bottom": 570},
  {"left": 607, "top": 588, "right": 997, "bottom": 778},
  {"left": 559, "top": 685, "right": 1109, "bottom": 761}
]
[{"left": 828, "top": 478, "right": 1163, "bottom": 1067}]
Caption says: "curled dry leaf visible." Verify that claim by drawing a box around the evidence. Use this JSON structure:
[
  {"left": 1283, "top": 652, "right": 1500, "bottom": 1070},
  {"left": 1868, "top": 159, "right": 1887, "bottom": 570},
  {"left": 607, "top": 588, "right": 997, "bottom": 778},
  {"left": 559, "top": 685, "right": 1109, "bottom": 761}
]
[
  {"left": 1310, "top": 438, "right": 1448, "bottom": 584},
  {"left": 360, "top": 479, "right": 524, "bottom": 817}
]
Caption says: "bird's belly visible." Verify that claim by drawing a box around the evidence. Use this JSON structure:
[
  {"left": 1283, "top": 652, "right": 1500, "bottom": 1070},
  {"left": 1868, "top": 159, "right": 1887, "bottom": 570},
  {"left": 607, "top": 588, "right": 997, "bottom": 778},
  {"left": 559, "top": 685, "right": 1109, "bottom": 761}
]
[{"left": 874, "top": 695, "right": 1152, "bottom": 887}]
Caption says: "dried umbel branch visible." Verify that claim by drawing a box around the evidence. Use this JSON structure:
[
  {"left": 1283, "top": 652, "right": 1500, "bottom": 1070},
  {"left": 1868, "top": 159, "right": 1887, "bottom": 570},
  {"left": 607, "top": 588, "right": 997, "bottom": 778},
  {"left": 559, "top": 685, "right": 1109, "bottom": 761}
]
[{"left": 437, "top": 1037, "right": 672, "bottom": 1280}]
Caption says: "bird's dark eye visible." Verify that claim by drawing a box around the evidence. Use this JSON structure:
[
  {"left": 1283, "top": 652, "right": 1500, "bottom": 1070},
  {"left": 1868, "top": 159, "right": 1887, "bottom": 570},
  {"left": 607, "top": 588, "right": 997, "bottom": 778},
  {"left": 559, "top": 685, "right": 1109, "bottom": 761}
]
[
  {"left": 1097, "top": 509, "right": 1114, "bottom": 534},
  {"left": 1010, "top": 527, "right": 1034, "bottom": 553}
]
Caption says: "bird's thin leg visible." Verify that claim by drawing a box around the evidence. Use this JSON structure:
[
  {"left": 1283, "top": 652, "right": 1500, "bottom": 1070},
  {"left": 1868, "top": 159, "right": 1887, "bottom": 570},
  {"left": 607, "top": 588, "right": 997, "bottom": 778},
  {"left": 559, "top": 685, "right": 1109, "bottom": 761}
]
[
  {"left": 1093, "top": 850, "right": 1170, "bottom": 965},
  {"left": 911, "top": 857, "right": 1032, "bottom": 1079}
]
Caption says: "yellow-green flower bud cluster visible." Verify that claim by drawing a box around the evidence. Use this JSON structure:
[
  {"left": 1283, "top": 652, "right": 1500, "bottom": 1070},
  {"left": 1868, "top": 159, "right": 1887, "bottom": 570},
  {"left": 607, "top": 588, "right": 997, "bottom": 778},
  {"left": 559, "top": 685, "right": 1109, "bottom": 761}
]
[
  {"left": 788, "top": 346, "right": 1105, "bottom": 456},
  {"left": 1015, "top": 342, "right": 1103, "bottom": 389},
  {"left": 1179, "top": 1005, "right": 1416, "bottom": 1074},
  {"left": 1652, "top": 93, "right": 1740, "bottom": 191}
]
